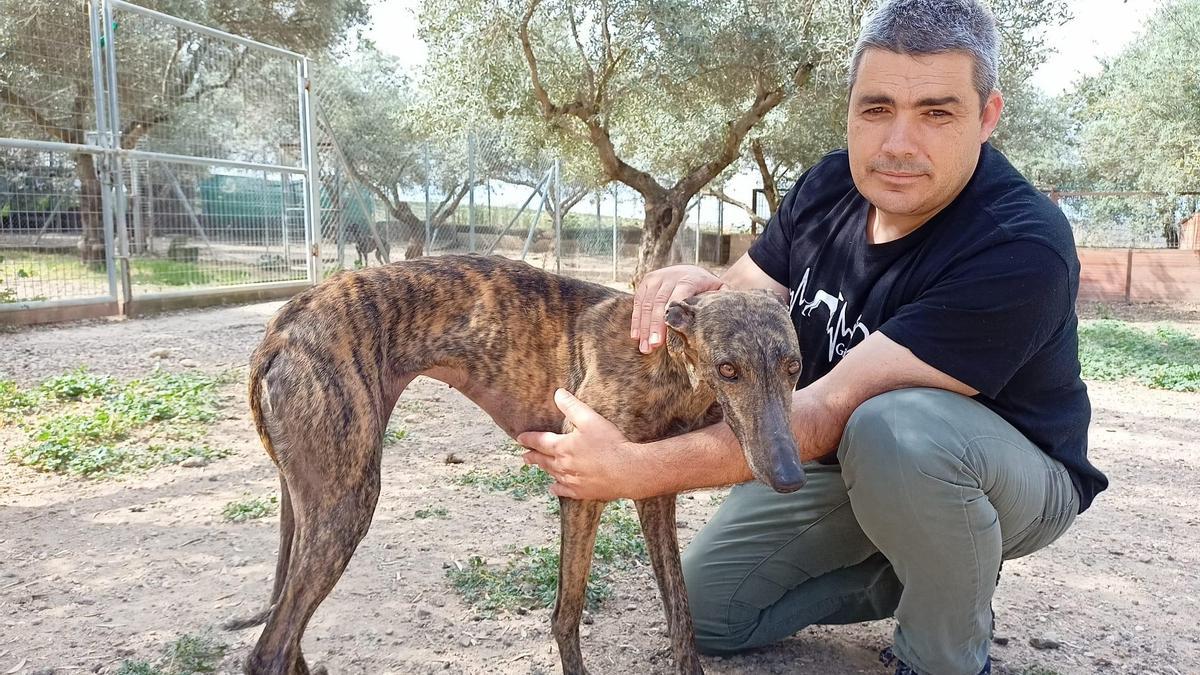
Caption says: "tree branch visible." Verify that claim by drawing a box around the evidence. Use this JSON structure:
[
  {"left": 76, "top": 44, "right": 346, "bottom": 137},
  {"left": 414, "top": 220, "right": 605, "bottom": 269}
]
[
  {"left": 518, "top": 0, "right": 665, "bottom": 200},
  {"left": 750, "top": 138, "right": 779, "bottom": 215},
  {"left": 0, "top": 85, "right": 78, "bottom": 144},
  {"left": 566, "top": 9, "right": 596, "bottom": 100},
  {"left": 704, "top": 186, "right": 768, "bottom": 228},
  {"left": 672, "top": 62, "right": 814, "bottom": 199}
]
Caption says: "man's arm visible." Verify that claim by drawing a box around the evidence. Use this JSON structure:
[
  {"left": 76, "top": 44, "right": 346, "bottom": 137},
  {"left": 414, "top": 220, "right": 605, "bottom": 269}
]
[{"left": 520, "top": 257, "right": 976, "bottom": 501}]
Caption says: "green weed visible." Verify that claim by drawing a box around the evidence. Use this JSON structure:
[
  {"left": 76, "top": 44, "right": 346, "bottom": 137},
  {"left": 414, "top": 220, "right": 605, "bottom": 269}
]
[
  {"left": 222, "top": 495, "right": 279, "bottom": 522},
  {"left": 455, "top": 464, "right": 553, "bottom": 500},
  {"left": 1078, "top": 320, "right": 1200, "bottom": 392},
  {"left": 7, "top": 368, "right": 229, "bottom": 476},
  {"left": 414, "top": 505, "right": 450, "bottom": 519},
  {"left": 447, "top": 501, "right": 647, "bottom": 614},
  {"left": 114, "top": 633, "right": 225, "bottom": 675}
]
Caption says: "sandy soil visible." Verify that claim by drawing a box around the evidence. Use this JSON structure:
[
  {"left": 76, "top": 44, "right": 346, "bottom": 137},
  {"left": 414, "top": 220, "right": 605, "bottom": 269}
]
[{"left": 0, "top": 299, "right": 1197, "bottom": 675}]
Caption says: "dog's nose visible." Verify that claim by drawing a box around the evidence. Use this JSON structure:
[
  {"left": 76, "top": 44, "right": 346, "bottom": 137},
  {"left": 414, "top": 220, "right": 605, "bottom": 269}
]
[{"left": 768, "top": 461, "right": 807, "bottom": 493}]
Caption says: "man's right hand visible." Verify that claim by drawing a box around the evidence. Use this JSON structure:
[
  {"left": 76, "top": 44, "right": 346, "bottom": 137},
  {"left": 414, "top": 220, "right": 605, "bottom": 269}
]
[{"left": 631, "top": 265, "right": 724, "bottom": 353}]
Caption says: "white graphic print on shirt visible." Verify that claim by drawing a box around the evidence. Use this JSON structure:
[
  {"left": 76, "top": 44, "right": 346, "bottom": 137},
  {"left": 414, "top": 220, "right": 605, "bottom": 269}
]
[{"left": 788, "top": 267, "right": 871, "bottom": 364}]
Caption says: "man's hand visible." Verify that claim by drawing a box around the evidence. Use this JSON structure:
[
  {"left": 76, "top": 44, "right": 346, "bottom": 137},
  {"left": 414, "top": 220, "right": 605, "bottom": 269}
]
[
  {"left": 518, "top": 389, "right": 652, "bottom": 501},
  {"left": 631, "top": 265, "right": 724, "bottom": 353}
]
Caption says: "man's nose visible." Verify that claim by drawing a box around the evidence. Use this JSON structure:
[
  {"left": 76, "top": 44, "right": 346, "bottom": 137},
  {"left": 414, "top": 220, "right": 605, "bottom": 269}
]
[{"left": 880, "top": 115, "right": 918, "bottom": 159}]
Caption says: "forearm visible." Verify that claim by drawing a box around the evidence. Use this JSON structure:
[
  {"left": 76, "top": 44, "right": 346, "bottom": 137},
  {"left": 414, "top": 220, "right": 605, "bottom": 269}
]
[{"left": 632, "top": 389, "right": 843, "bottom": 498}]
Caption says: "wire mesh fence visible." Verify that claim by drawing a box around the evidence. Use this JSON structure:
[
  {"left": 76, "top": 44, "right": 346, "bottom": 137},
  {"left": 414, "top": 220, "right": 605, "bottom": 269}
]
[
  {"left": 3, "top": 1, "right": 770, "bottom": 324},
  {"left": 1048, "top": 191, "right": 1200, "bottom": 249}
]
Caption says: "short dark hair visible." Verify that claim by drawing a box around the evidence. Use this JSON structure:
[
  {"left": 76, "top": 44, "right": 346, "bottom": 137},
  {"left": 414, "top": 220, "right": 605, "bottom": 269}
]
[{"left": 848, "top": 0, "right": 1000, "bottom": 108}]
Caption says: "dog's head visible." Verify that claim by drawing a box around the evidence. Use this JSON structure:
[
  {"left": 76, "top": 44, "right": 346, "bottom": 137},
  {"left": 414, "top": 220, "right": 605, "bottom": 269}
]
[{"left": 665, "top": 289, "right": 806, "bottom": 493}]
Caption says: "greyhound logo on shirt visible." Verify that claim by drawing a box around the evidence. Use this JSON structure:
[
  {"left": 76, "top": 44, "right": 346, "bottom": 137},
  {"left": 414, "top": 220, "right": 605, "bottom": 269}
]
[{"left": 789, "top": 268, "right": 871, "bottom": 363}]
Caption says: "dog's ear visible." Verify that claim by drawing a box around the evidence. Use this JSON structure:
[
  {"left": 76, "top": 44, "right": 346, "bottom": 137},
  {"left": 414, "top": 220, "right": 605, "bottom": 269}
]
[{"left": 665, "top": 295, "right": 701, "bottom": 335}]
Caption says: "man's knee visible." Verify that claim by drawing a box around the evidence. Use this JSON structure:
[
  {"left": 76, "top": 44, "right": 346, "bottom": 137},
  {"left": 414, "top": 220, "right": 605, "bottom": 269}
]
[{"left": 836, "top": 387, "right": 971, "bottom": 473}]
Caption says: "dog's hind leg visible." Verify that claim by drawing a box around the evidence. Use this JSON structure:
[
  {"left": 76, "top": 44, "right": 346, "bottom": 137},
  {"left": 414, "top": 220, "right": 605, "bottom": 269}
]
[
  {"left": 224, "top": 476, "right": 295, "bottom": 631},
  {"left": 244, "top": 452, "right": 381, "bottom": 675},
  {"left": 552, "top": 497, "right": 606, "bottom": 675},
  {"left": 636, "top": 495, "right": 704, "bottom": 675}
]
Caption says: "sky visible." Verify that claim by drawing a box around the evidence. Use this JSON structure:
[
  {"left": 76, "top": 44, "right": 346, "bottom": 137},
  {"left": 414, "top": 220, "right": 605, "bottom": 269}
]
[
  {"left": 366, "top": 0, "right": 1166, "bottom": 95},
  {"left": 363, "top": 0, "right": 1167, "bottom": 226}
]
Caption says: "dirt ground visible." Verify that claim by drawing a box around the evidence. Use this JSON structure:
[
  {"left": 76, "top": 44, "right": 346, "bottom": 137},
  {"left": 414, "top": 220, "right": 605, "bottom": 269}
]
[{"left": 1, "top": 299, "right": 1197, "bottom": 675}]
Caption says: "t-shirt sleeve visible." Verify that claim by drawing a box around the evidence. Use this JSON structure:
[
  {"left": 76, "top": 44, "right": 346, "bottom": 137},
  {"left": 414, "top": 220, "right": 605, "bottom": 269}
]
[{"left": 877, "top": 240, "right": 1071, "bottom": 398}]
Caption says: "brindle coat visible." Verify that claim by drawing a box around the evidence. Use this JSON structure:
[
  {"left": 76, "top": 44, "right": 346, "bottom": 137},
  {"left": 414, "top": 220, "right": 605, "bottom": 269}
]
[{"left": 232, "top": 254, "right": 806, "bottom": 675}]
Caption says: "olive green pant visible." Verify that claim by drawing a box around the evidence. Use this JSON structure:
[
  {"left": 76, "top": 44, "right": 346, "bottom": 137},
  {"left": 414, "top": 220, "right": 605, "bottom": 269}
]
[{"left": 682, "top": 388, "right": 1080, "bottom": 675}]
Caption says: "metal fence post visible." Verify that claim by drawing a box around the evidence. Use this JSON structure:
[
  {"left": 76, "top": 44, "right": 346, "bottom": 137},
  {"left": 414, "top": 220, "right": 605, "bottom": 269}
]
[
  {"left": 101, "top": 0, "right": 133, "bottom": 307},
  {"left": 298, "top": 58, "right": 321, "bottom": 284},
  {"left": 423, "top": 143, "right": 432, "bottom": 252},
  {"left": 468, "top": 133, "right": 477, "bottom": 253},
  {"left": 612, "top": 184, "right": 619, "bottom": 282},
  {"left": 554, "top": 158, "right": 562, "bottom": 274},
  {"left": 87, "top": 1, "right": 119, "bottom": 301}
]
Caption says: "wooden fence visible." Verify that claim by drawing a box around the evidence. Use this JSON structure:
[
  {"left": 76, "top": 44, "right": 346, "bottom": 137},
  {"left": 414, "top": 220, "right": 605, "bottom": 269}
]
[{"left": 1078, "top": 248, "right": 1200, "bottom": 304}]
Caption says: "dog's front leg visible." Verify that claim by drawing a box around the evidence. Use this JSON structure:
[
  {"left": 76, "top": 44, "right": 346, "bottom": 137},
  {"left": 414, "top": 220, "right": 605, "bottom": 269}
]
[
  {"left": 552, "top": 497, "right": 606, "bottom": 675},
  {"left": 635, "top": 494, "right": 705, "bottom": 675}
]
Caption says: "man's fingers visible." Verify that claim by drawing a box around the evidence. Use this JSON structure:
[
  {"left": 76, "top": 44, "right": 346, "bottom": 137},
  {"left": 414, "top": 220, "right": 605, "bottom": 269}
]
[
  {"left": 517, "top": 430, "right": 559, "bottom": 456},
  {"left": 633, "top": 275, "right": 664, "bottom": 342},
  {"left": 553, "top": 388, "right": 604, "bottom": 429}
]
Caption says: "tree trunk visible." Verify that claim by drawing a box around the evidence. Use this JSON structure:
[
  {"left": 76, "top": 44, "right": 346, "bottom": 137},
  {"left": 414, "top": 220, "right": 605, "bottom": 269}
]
[
  {"left": 386, "top": 201, "right": 427, "bottom": 259},
  {"left": 75, "top": 153, "right": 107, "bottom": 268},
  {"left": 633, "top": 198, "right": 688, "bottom": 282}
]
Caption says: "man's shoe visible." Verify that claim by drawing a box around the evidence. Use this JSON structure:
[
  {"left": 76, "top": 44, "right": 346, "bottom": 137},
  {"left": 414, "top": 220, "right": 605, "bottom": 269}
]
[{"left": 879, "top": 646, "right": 992, "bottom": 675}]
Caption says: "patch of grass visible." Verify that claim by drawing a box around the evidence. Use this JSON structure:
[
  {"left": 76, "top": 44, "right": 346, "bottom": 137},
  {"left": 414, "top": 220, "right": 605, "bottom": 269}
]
[
  {"left": 383, "top": 425, "right": 407, "bottom": 444},
  {"left": 114, "top": 633, "right": 224, "bottom": 675},
  {"left": 222, "top": 494, "right": 279, "bottom": 522},
  {"left": 1078, "top": 320, "right": 1200, "bottom": 392},
  {"left": 131, "top": 258, "right": 249, "bottom": 287},
  {"left": 163, "top": 633, "right": 225, "bottom": 673},
  {"left": 455, "top": 464, "right": 553, "bottom": 500},
  {"left": 115, "top": 661, "right": 161, "bottom": 675},
  {"left": 0, "top": 379, "right": 40, "bottom": 421},
  {"left": 39, "top": 367, "right": 116, "bottom": 401},
  {"left": 7, "top": 368, "right": 228, "bottom": 476},
  {"left": 448, "top": 502, "right": 647, "bottom": 615},
  {"left": 414, "top": 505, "right": 449, "bottom": 519}
]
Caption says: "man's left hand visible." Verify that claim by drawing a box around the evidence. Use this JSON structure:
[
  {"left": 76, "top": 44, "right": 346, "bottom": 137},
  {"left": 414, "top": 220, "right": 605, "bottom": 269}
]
[{"left": 518, "top": 389, "right": 651, "bottom": 501}]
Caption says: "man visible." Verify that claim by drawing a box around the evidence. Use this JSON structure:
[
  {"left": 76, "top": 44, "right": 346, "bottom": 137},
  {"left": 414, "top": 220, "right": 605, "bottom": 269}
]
[{"left": 519, "top": 0, "right": 1108, "bottom": 673}]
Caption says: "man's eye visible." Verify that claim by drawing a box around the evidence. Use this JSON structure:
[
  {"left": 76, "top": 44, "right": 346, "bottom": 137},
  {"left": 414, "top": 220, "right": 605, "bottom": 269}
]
[
  {"left": 927, "top": 110, "right": 950, "bottom": 118},
  {"left": 864, "top": 107, "right": 887, "bottom": 115}
]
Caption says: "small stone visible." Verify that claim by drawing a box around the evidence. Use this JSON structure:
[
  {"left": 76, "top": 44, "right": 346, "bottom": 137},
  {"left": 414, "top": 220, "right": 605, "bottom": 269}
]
[
  {"left": 457, "top": 636, "right": 472, "bottom": 648},
  {"left": 148, "top": 348, "right": 171, "bottom": 359},
  {"left": 1029, "top": 637, "right": 1062, "bottom": 650},
  {"left": 116, "top": 647, "right": 135, "bottom": 657},
  {"left": 992, "top": 636, "right": 1010, "bottom": 646},
  {"left": 444, "top": 453, "right": 464, "bottom": 465},
  {"left": 179, "top": 456, "right": 209, "bottom": 468},
  {"left": 180, "top": 358, "right": 199, "bottom": 368},
  {"left": 625, "top": 604, "right": 637, "bottom": 612},
  {"left": 582, "top": 611, "right": 594, "bottom": 625}
]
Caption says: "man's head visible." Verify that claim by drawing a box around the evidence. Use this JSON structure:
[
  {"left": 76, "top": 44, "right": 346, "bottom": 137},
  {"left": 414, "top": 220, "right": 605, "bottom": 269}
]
[{"left": 846, "top": 0, "right": 1004, "bottom": 228}]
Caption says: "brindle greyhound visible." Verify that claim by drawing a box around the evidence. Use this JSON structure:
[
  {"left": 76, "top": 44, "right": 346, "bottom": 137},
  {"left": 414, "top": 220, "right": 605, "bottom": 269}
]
[{"left": 229, "top": 254, "right": 807, "bottom": 675}]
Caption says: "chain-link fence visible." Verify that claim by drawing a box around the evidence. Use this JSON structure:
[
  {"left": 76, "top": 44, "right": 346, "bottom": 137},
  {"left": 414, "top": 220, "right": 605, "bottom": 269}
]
[
  {"left": 2, "top": 1, "right": 749, "bottom": 325},
  {"left": 1049, "top": 191, "right": 1200, "bottom": 249}
]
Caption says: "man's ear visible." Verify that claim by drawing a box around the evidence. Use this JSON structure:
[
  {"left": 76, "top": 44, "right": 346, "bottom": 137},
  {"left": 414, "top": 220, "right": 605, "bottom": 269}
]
[{"left": 665, "top": 295, "right": 701, "bottom": 335}]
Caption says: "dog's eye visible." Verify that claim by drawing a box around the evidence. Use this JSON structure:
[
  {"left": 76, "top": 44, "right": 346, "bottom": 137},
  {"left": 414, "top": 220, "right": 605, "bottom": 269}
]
[
  {"left": 786, "top": 360, "right": 801, "bottom": 375},
  {"left": 718, "top": 363, "right": 738, "bottom": 380}
]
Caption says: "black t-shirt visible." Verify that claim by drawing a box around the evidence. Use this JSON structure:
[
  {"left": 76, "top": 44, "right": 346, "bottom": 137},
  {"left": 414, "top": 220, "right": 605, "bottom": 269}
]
[{"left": 749, "top": 142, "right": 1107, "bottom": 512}]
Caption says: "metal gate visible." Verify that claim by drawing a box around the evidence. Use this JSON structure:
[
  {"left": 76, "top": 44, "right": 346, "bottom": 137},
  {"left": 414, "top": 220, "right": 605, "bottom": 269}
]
[{"left": 0, "top": 1, "right": 325, "bottom": 325}]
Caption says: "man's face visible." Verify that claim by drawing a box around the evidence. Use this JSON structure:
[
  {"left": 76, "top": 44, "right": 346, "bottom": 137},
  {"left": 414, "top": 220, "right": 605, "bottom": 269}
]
[{"left": 847, "top": 48, "right": 1003, "bottom": 224}]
